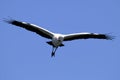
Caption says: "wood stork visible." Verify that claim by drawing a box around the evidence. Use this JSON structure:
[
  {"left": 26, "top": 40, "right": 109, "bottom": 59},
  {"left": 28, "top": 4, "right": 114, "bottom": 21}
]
[{"left": 5, "top": 19, "right": 113, "bottom": 57}]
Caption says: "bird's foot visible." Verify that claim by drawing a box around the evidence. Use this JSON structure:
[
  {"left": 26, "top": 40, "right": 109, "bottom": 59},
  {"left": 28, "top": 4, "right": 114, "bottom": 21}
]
[{"left": 51, "top": 52, "right": 55, "bottom": 57}]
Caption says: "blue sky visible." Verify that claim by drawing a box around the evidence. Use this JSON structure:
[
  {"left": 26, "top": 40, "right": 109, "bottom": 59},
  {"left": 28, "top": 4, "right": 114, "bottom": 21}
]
[{"left": 0, "top": 0, "right": 120, "bottom": 80}]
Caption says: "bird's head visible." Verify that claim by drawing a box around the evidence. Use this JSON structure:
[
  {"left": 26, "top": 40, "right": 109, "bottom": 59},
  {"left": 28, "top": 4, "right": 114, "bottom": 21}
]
[{"left": 53, "top": 34, "right": 64, "bottom": 42}]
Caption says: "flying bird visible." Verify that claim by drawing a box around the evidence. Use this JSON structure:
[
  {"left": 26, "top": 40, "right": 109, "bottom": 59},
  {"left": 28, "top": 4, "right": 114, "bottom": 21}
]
[{"left": 5, "top": 19, "right": 113, "bottom": 57}]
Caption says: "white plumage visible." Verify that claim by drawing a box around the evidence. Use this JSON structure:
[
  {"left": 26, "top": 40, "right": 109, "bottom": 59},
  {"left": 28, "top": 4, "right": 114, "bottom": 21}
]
[{"left": 5, "top": 19, "right": 113, "bottom": 57}]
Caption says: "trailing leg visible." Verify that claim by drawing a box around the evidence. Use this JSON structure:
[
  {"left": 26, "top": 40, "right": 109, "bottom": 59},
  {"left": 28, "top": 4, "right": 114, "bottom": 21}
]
[
  {"left": 51, "top": 47, "right": 58, "bottom": 57},
  {"left": 51, "top": 47, "right": 55, "bottom": 57}
]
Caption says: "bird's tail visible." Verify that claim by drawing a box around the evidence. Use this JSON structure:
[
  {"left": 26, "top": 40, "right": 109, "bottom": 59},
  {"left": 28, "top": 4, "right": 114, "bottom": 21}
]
[{"left": 47, "top": 41, "right": 64, "bottom": 47}]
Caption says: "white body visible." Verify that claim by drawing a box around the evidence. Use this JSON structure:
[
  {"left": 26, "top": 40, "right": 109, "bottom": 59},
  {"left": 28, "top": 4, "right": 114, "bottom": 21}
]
[{"left": 52, "top": 34, "right": 64, "bottom": 47}]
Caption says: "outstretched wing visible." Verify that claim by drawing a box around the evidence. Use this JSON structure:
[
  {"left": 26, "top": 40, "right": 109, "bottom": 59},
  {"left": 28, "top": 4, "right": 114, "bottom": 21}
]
[
  {"left": 63, "top": 32, "right": 113, "bottom": 41},
  {"left": 5, "top": 19, "right": 54, "bottom": 39}
]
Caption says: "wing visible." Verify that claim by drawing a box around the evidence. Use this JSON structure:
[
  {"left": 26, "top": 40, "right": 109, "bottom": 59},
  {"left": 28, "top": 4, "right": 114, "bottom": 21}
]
[
  {"left": 63, "top": 32, "right": 113, "bottom": 41},
  {"left": 5, "top": 19, "right": 54, "bottom": 39}
]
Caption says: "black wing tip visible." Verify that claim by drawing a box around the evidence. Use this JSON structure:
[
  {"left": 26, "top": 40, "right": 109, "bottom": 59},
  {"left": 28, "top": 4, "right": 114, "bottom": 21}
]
[
  {"left": 105, "top": 34, "right": 114, "bottom": 40},
  {"left": 3, "top": 18, "right": 17, "bottom": 24}
]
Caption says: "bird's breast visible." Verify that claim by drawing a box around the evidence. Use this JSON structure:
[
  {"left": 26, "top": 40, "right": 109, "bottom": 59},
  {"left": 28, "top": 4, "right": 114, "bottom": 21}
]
[{"left": 52, "top": 35, "right": 63, "bottom": 47}]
